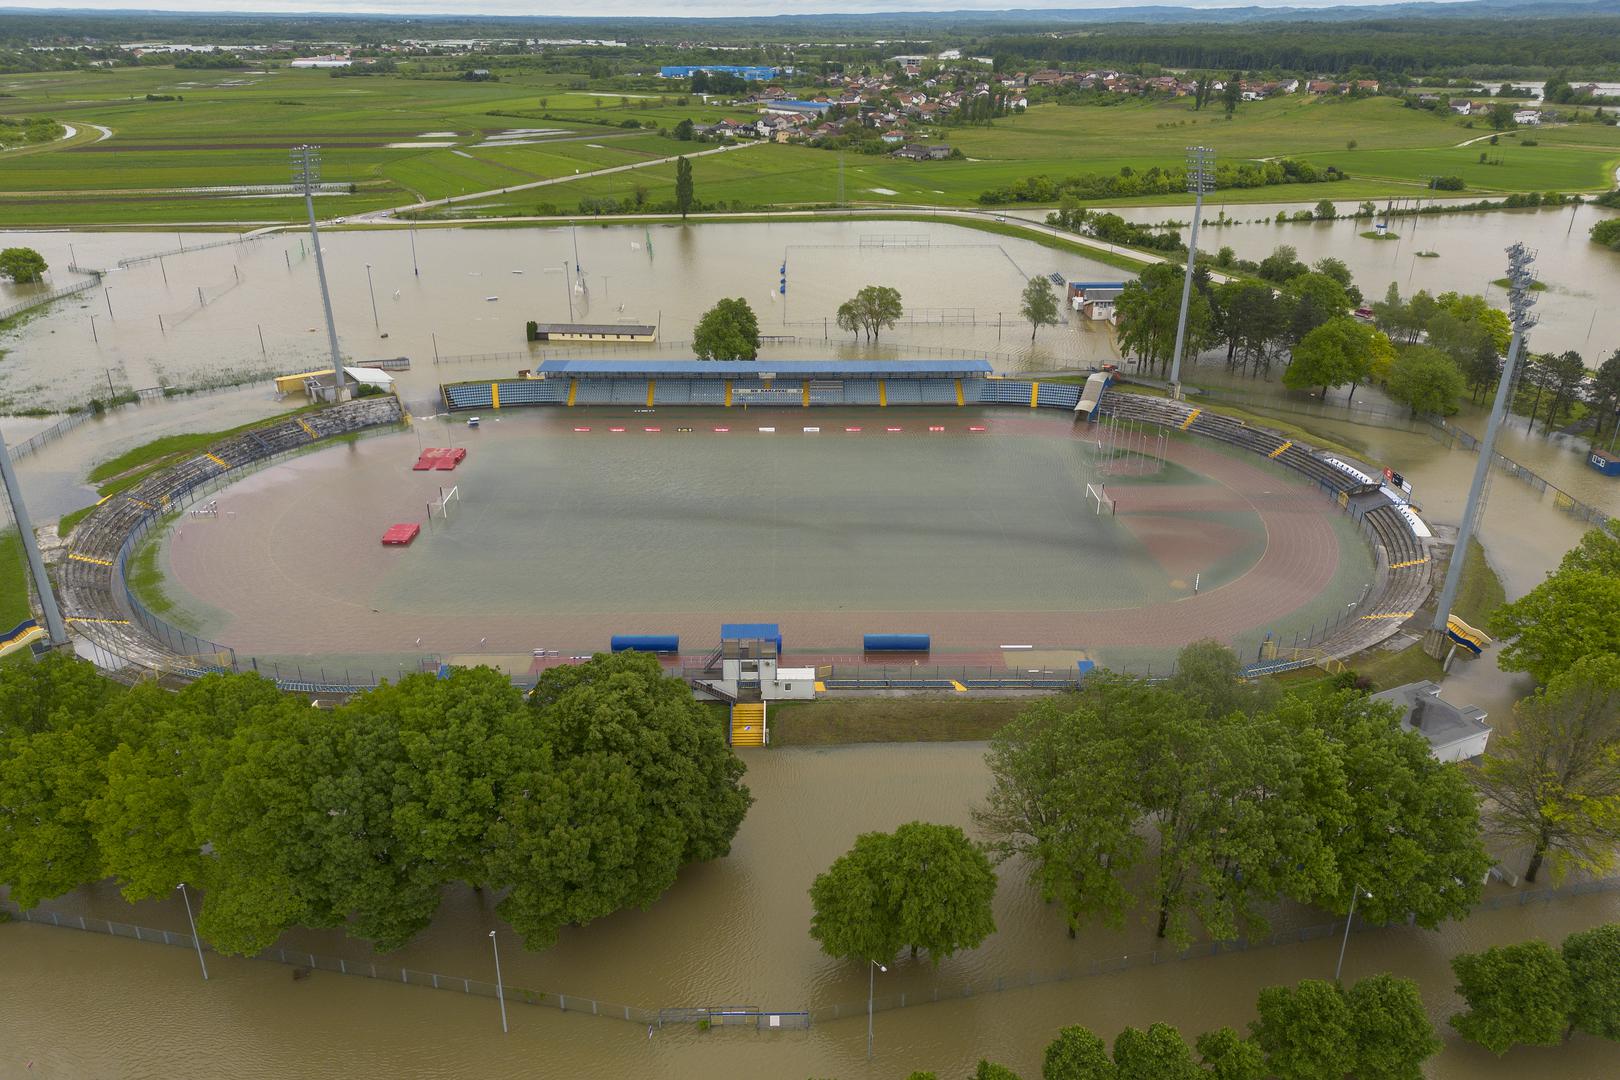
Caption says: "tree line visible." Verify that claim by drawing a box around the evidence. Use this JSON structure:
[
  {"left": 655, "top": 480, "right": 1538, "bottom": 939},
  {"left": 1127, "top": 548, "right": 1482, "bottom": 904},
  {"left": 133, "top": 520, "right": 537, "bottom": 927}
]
[
  {"left": 981, "top": 159, "right": 1348, "bottom": 208},
  {"left": 0, "top": 651, "right": 751, "bottom": 956}
]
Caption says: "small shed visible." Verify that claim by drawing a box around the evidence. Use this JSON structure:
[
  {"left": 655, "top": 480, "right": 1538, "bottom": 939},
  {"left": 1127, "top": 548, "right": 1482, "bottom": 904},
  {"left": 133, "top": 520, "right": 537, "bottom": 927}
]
[{"left": 1370, "top": 681, "right": 1491, "bottom": 763}]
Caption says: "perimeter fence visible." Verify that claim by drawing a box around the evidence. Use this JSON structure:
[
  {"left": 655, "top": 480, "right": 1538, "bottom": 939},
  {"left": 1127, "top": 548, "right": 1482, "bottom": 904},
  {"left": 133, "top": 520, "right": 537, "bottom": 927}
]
[
  {"left": 9, "top": 877, "right": 1617, "bottom": 1030},
  {"left": 0, "top": 276, "right": 101, "bottom": 322}
]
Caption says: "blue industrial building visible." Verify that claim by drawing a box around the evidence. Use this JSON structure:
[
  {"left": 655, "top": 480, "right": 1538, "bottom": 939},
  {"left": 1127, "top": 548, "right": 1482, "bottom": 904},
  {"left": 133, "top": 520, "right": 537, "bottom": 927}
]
[{"left": 659, "top": 65, "right": 783, "bottom": 81}]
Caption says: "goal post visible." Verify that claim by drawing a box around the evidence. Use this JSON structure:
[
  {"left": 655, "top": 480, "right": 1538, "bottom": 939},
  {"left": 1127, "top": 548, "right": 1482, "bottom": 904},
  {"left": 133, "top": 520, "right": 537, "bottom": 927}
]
[
  {"left": 428, "top": 485, "right": 461, "bottom": 523},
  {"left": 1085, "top": 482, "right": 1116, "bottom": 517}
]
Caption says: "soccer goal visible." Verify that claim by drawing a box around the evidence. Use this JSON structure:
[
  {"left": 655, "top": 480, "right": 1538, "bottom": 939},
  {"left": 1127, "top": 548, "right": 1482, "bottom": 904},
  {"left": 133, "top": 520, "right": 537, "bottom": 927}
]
[
  {"left": 1085, "top": 482, "right": 1116, "bottom": 517},
  {"left": 428, "top": 485, "right": 461, "bottom": 523}
]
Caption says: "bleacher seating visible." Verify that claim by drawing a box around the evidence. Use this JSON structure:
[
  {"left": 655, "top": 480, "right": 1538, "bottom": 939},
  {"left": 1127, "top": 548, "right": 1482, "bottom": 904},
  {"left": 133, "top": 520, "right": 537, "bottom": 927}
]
[
  {"left": 60, "top": 397, "right": 405, "bottom": 683},
  {"left": 885, "top": 380, "right": 923, "bottom": 405},
  {"left": 921, "top": 380, "right": 958, "bottom": 405}
]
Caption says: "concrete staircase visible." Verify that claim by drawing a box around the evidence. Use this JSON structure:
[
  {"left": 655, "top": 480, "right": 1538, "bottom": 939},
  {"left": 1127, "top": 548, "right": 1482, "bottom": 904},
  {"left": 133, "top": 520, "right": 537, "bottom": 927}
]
[{"left": 730, "top": 702, "right": 766, "bottom": 747}]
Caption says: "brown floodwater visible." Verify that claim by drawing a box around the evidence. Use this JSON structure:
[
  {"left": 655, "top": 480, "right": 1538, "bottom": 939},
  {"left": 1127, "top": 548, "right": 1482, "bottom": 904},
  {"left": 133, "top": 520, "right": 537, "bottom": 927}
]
[
  {"left": 6, "top": 216, "right": 1620, "bottom": 1078},
  {"left": 6, "top": 745, "right": 1620, "bottom": 1079}
]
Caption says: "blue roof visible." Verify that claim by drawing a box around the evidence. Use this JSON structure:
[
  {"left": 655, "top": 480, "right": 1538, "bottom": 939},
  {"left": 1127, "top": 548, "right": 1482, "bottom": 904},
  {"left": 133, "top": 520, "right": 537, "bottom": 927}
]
[
  {"left": 535, "top": 359, "right": 993, "bottom": 378},
  {"left": 723, "top": 623, "right": 781, "bottom": 646},
  {"left": 1069, "top": 281, "right": 1128, "bottom": 289}
]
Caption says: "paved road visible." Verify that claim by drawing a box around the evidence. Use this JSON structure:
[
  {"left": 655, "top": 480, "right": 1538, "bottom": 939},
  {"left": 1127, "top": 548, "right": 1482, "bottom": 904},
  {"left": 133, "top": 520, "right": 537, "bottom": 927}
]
[{"left": 357, "top": 140, "right": 766, "bottom": 221}]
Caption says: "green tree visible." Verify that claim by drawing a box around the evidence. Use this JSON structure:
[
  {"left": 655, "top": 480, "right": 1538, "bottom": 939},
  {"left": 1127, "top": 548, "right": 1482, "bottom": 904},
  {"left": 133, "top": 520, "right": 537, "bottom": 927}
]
[
  {"left": 1472, "top": 654, "right": 1620, "bottom": 882},
  {"left": 1344, "top": 973, "right": 1441, "bottom": 1080},
  {"left": 1386, "top": 345, "right": 1465, "bottom": 415},
  {"left": 1451, "top": 940, "right": 1574, "bottom": 1054},
  {"left": 1021, "top": 276, "right": 1060, "bottom": 342},
  {"left": 835, "top": 284, "right": 904, "bottom": 343},
  {"left": 1213, "top": 281, "right": 1287, "bottom": 378},
  {"left": 1194, "top": 1027, "right": 1265, "bottom": 1080},
  {"left": 1168, "top": 639, "right": 1277, "bottom": 721},
  {"left": 1283, "top": 316, "right": 1376, "bottom": 400},
  {"left": 1043, "top": 1025, "right": 1117, "bottom": 1080},
  {"left": 975, "top": 1061, "right": 1024, "bottom": 1080},
  {"left": 1257, "top": 244, "right": 1307, "bottom": 284},
  {"left": 1112, "top": 1023, "right": 1197, "bottom": 1080},
  {"left": 1539, "top": 349, "right": 1588, "bottom": 432},
  {"left": 491, "top": 651, "right": 752, "bottom": 948},
  {"left": 1563, "top": 923, "right": 1620, "bottom": 1041},
  {"left": 1251, "top": 979, "right": 1356, "bottom": 1080},
  {"left": 1489, "top": 102, "right": 1516, "bottom": 130},
  {"left": 1117, "top": 263, "right": 1212, "bottom": 377},
  {"left": 1275, "top": 691, "right": 1487, "bottom": 930},
  {"left": 1313, "top": 199, "right": 1337, "bottom": 220},
  {"left": 1489, "top": 533, "right": 1620, "bottom": 685},
  {"left": 1282, "top": 272, "right": 1352, "bottom": 343},
  {"left": 1222, "top": 74, "right": 1241, "bottom": 115},
  {"left": 674, "top": 155, "right": 694, "bottom": 218},
  {"left": 810, "top": 821, "right": 997, "bottom": 964},
  {"left": 692, "top": 296, "right": 761, "bottom": 360},
  {"left": 672, "top": 118, "right": 694, "bottom": 140},
  {"left": 0, "top": 246, "right": 47, "bottom": 283},
  {"left": 975, "top": 680, "right": 1152, "bottom": 938},
  {"left": 1585, "top": 349, "right": 1620, "bottom": 444}
]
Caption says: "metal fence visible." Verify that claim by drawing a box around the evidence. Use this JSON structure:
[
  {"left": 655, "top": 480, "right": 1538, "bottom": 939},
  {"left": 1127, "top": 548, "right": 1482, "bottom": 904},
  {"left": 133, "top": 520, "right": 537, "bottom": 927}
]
[
  {"left": 1428, "top": 418, "right": 1614, "bottom": 532},
  {"left": 118, "top": 234, "right": 263, "bottom": 268},
  {"left": 0, "top": 276, "right": 101, "bottom": 322},
  {"left": 10, "top": 877, "right": 1616, "bottom": 1029},
  {"left": 810, "top": 874, "right": 1620, "bottom": 1024},
  {"left": 5, "top": 407, "right": 98, "bottom": 461}
]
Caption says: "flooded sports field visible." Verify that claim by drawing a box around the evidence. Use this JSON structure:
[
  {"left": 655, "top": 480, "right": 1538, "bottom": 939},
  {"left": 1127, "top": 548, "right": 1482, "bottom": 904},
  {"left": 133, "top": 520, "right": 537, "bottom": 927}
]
[{"left": 146, "top": 406, "right": 1372, "bottom": 676}]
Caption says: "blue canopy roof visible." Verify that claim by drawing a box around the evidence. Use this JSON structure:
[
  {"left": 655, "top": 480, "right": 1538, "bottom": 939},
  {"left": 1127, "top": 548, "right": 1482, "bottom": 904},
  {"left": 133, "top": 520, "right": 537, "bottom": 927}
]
[{"left": 535, "top": 359, "right": 993, "bottom": 378}]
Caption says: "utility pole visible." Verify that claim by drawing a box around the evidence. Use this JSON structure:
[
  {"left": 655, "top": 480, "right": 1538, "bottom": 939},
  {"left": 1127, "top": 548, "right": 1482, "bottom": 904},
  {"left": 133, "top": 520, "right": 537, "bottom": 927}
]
[
  {"left": 0, "top": 429, "right": 69, "bottom": 647},
  {"left": 1168, "top": 146, "right": 1215, "bottom": 399},
  {"left": 1426, "top": 242, "right": 1538, "bottom": 660},
  {"left": 293, "top": 145, "right": 345, "bottom": 401}
]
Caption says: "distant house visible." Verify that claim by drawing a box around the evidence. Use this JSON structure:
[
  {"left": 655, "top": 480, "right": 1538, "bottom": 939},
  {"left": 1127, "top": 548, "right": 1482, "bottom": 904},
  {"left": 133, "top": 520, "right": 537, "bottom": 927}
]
[
  {"left": 1351, "top": 79, "right": 1381, "bottom": 93},
  {"left": 659, "top": 65, "right": 781, "bottom": 81},
  {"left": 291, "top": 55, "right": 351, "bottom": 68},
  {"left": 1370, "top": 681, "right": 1492, "bottom": 764},
  {"left": 1513, "top": 109, "right": 1542, "bottom": 125},
  {"left": 760, "top": 100, "right": 830, "bottom": 118},
  {"left": 1307, "top": 80, "right": 1339, "bottom": 94},
  {"left": 525, "top": 322, "right": 656, "bottom": 344},
  {"left": 880, "top": 129, "right": 905, "bottom": 144},
  {"left": 892, "top": 143, "right": 952, "bottom": 161}
]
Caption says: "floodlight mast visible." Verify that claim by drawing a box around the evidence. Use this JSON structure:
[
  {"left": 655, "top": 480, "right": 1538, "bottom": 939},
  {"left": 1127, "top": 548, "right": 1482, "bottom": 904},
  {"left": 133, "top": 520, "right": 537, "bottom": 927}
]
[
  {"left": 1425, "top": 242, "right": 1539, "bottom": 660},
  {"left": 1168, "top": 146, "right": 1215, "bottom": 399},
  {"left": 293, "top": 145, "right": 346, "bottom": 400}
]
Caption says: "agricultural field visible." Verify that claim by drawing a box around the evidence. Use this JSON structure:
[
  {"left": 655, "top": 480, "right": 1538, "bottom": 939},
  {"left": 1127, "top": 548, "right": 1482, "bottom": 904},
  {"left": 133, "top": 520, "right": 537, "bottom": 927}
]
[{"left": 2, "top": 67, "right": 1618, "bottom": 226}]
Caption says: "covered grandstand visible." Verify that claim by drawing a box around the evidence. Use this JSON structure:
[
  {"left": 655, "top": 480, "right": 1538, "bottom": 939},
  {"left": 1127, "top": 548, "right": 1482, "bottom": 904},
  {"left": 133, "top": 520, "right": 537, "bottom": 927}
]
[{"left": 439, "top": 359, "right": 1111, "bottom": 411}]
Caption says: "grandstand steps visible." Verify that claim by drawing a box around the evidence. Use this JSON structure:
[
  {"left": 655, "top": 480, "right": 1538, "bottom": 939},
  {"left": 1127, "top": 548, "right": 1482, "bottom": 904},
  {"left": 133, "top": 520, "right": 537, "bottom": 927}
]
[{"left": 730, "top": 702, "right": 766, "bottom": 747}]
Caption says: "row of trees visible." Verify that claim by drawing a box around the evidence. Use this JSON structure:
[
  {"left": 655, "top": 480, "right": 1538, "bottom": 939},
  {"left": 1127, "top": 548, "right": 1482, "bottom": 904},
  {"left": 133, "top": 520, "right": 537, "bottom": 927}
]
[
  {"left": 0, "top": 652, "right": 751, "bottom": 955},
  {"left": 975, "top": 642, "right": 1489, "bottom": 948},
  {"left": 1450, "top": 924, "right": 1620, "bottom": 1055},
  {"left": 982, "top": 158, "right": 1347, "bottom": 207},
  {"left": 945, "top": 972, "right": 1442, "bottom": 1080}
]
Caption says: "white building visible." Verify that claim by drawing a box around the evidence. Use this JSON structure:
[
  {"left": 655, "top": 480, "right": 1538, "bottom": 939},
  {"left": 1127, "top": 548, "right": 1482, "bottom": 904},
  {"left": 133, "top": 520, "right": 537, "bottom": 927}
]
[
  {"left": 291, "top": 55, "right": 352, "bottom": 68},
  {"left": 1513, "top": 109, "right": 1542, "bottom": 125},
  {"left": 1370, "top": 681, "right": 1492, "bottom": 763}
]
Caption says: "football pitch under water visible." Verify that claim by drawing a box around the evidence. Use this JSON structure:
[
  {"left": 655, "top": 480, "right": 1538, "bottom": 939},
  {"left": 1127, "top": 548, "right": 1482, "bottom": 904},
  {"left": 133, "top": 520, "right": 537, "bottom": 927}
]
[{"left": 149, "top": 405, "right": 1373, "bottom": 676}]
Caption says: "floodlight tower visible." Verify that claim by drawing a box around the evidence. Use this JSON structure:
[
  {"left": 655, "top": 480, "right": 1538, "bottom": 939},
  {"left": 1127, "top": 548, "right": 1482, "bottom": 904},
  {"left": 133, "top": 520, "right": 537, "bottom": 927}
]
[
  {"left": 0, "top": 432, "right": 68, "bottom": 647},
  {"left": 1168, "top": 146, "right": 1215, "bottom": 399},
  {"left": 293, "top": 145, "right": 346, "bottom": 401},
  {"left": 1425, "top": 242, "right": 1538, "bottom": 660}
]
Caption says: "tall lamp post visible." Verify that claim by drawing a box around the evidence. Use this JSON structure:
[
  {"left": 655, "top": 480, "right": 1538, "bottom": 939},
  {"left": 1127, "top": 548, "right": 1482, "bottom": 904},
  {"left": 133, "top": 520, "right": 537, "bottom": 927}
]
[
  {"left": 544, "top": 263, "right": 574, "bottom": 322},
  {"left": 489, "top": 930, "right": 508, "bottom": 1033},
  {"left": 1425, "top": 243, "right": 1538, "bottom": 660},
  {"left": 364, "top": 263, "right": 380, "bottom": 330},
  {"left": 1334, "top": 884, "right": 1371, "bottom": 982},
  {"left": 1168, "top": 146, "right": 1215, "bottom": 399},
  {"left": 177, "top": 882, "right": 208, "bottom": 980},
  {"left": 293, "top": 144, "right": 345, "bottom": 401},
  {"left": 867, "top": 959, "right": 887, "bottom": 1061},
  {"left": 0, "top": 430, "right": 68, "bottom": 646}
]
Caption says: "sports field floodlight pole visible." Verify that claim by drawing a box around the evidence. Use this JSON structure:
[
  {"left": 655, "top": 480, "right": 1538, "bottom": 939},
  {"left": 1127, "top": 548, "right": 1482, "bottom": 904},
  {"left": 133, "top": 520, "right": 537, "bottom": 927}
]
[
  {"left": 1168, "top": 146, "right": 1215, "bottom": 400},
  {"left": 0, "top": 429, "right": 69, "bottom": 646},
  {"left": 489, "top": 930, "right": 508, "bottom": 1033},
  {"left": 1426, "top": 242, "right": 1538, "bottom": 660},
  {"left": 293, "top": 145, "right": 346, "bottom": 401}
]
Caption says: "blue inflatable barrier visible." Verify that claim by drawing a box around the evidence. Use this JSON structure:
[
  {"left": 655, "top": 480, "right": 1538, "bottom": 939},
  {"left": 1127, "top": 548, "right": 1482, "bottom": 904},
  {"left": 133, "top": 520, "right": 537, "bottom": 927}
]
[
  {"left": 864, "top": 633, "right": 931, "bottom": 652},
  {"left": 611, "top": 634, "right": 680, "bottom": 653}
]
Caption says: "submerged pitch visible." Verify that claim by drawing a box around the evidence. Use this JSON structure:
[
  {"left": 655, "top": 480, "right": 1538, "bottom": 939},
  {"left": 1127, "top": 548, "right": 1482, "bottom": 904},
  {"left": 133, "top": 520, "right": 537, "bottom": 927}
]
[{"left": 148, "top": 406, "right": 1373, "bottom": 671}]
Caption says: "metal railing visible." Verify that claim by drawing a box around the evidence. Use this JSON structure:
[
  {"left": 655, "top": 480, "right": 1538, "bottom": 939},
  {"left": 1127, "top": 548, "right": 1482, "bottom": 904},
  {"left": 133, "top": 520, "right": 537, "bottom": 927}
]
[
  {"left": 0, "top": 276, "right": 101, "bottom": 322},
  {"left": 118, "top": 234, "right": 262, "bottom": 268},
  {"left": 1428, "top": 418, "right": 1615, "bottom": 532},
  {"left": 10, "top": 876, "right": 1616, "bottom": 1029}
]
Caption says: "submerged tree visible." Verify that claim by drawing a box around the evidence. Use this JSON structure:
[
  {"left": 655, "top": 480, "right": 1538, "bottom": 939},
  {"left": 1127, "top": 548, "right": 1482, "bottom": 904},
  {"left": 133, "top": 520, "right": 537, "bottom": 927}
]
[
  {"left": 692, "top": 296, "right": 761, "bottom": 360},
  {"left": 1021, "top": 275, "right": 1060, "bottom": 342},
  {"left": 835, "top": 284, "right": 904, "bottom": 343}
]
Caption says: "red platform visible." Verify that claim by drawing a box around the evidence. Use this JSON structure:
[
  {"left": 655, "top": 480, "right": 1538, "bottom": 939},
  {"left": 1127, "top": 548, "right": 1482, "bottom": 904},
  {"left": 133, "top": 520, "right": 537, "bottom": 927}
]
[
  {"left": 413, "top": 447, "right": 467, "bottom": 471},
  {"left": 381, "top": 523, "right": 420, "bottom": 546}
]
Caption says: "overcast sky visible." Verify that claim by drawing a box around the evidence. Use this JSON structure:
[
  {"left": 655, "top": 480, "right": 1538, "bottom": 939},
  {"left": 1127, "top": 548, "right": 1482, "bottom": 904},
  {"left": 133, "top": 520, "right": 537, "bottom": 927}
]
[{"left": 3, "top": 0, "right": 1470, "bottom": 19}]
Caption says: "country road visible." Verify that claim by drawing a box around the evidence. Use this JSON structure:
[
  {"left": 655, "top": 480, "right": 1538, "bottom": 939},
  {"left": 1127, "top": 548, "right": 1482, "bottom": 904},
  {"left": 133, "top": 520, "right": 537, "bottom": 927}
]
[{"left": 358, "top": 140, "right": 766, "bottom": 221}]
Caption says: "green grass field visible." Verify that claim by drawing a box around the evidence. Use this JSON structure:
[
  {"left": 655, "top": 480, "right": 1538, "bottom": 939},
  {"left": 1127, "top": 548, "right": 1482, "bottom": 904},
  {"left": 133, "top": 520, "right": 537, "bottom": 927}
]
[
  {"left": 4, "top": 67, "right": 1618, "bottom": 226},
  {"left": 0, "top": 527, "right": 33, "bottom": 628}
]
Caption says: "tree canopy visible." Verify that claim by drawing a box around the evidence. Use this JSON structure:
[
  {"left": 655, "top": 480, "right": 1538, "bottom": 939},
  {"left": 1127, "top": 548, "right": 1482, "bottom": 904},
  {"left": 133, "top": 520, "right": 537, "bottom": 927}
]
[
  {"left": 1020, "top": 276, "right": 1060, "bottom": 341},
  {"left": 1451, "top": 940, "right": 1574, "bottom": 1054},
  {"left": 809, "top": 820, "right": 997, "bottom": 964},
  {"left": 1282, "top": 315, "right": 1377, "bottom": 400},
  {"left": 835, "top": 284, "right": 904, "bottom": 342},
  {"left": 692, "top": 296, "right": 761, "bottom": 361},
  {"left": 1, "top": 652, "right": 751, "bottom": 955},
  {"left": 0, "top": 246, "right": 47, "bottom": 284},
  {"left": 1385, "top": 345, "right": 1465, "bottom": 416},
  {"left": 1489, "top": 529, "right": 1620, "bottom": 685}
]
